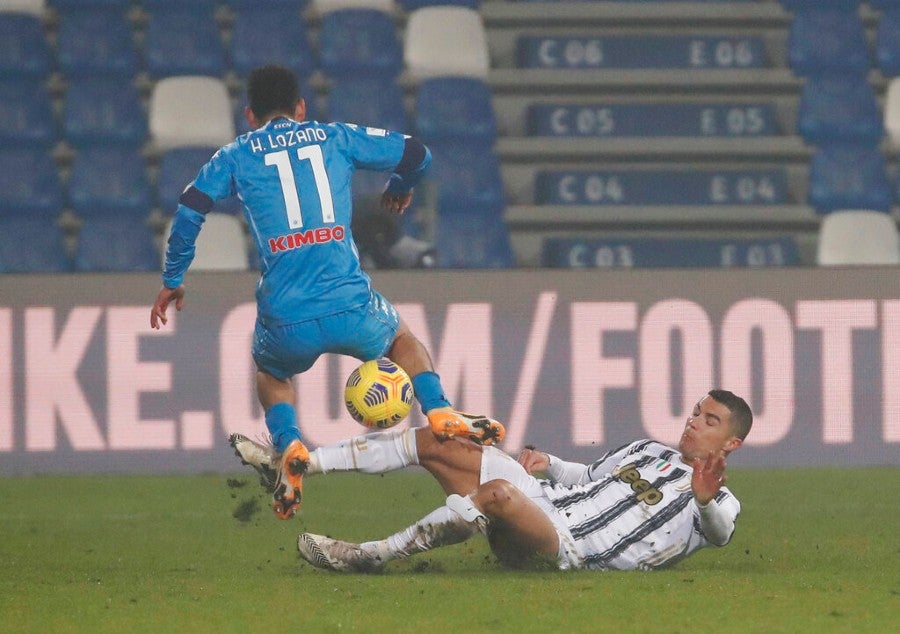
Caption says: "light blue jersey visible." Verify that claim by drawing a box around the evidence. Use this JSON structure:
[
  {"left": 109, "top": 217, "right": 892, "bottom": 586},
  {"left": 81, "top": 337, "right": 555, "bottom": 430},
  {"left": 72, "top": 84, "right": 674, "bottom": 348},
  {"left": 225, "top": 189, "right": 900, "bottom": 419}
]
[{"left": 165, "top": 118, "right": 417, "bottom": 325}]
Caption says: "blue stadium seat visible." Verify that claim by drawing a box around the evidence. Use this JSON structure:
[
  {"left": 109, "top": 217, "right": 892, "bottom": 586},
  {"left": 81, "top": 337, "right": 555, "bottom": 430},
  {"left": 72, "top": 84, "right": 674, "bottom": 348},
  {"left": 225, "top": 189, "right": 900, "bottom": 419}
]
[
  {"left": 225, "top": 0, "right": 307, "bottom": 7},
  {"left": 414, "top": 77, "right": 496, "bottom": 147},
  {"left": 876, "top": 9, "right": 900, "bottom": 77},
  {"left": 0, "top": 218, "right": 70, "bottom": 273},
  {"left": 68, "top": 147, "right": 151, "bottom": 219},
  {"left": 0, "top": 149, "right": 63, "bottom": 218},
  {"left": 808, "top": 144, "right": 892, "bottom": 214},
  {"left": 787, "top": 9, "right": 869, "bottom": 76},
  {"left": 156, "top": 147, "right": 240, "bottom": 215},
  {"left": 797, "top": 76, "right": 883, "bottom": 145},
  {"left": 429, "top": 143, "right": 505, "bottom": 213},
  {"left": 780, "top": 0, "right": 859, "bottom": 11},
  {"left": 397, "top": 0, "right": 479, "bottom": 9},
  {"left": 74, "top": 217, "right": 160, "bottom": 272},
  {"left": 435, "top": 210, "right": 515, "bottom": 269},
  {"left": 542, "top": 236, "right": 801, "bottom": 268},
  {"left": 144, "top": 8, "right": 227, "bottom": 78},
  {"left": 535, "top": 169, "right": 788, "bottom": 206},
  {"left": 327, "top": 79, "right": 409, "bottom": 133},
  {"left": 0, "top": 79, "right": 57, "bottom": 148},
  {"left": 55, "top": 8, "right": 137, "bottom": 79},
  {"left": 516, "top": 35, "right": 767, "bottom": 69},
  {"left": 63, "top": 79, "right": 147, "bottom": 148},
  {"left": 0, "top": 13, "right": 52, "bottom": 78},
  {"left": 49, "top": 0, "right": 133, "bottom": 7},
  {"left": 526, "top": 102, "right": 780, "bottom": 138},
  {"left": 318, "top": 9, "right": 403, "bottom": 80},
  {"left": 230, "top": 8, "right": 315, "bottom": 80}
]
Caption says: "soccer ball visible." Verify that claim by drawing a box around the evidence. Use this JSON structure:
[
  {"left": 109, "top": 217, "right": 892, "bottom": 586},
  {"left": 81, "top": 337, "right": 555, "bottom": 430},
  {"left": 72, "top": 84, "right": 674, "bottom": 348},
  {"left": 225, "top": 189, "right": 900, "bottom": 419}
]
[{"left": 344, "top": 358, "right": 414, "bottom": 429}]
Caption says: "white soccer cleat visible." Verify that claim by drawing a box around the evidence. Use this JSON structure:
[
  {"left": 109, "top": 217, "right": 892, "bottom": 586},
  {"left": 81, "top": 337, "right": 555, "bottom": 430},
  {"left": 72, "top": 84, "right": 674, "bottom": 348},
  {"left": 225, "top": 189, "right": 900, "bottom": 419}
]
[
  {"left": 297, "top": 533, "right": 385, "bottom": 573},
  {"left": 228, "top": 433, "right": 278, "bottom": 492}
]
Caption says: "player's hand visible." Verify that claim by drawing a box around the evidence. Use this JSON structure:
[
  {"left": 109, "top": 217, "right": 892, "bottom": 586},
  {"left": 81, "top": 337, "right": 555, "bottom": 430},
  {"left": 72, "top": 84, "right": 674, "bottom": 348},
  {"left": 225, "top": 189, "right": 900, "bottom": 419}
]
[
  {"left": 150, "top": 285, "right": 186, "bottom": 329},
  {"left": 517, "top": 445, "right": 550, "bottom": 474},
  {"left": 381, "top": 190, "right": 412, "bottom": 215},
  {"left": 691, "top": 450, "right": 727, "bottom": 506}
]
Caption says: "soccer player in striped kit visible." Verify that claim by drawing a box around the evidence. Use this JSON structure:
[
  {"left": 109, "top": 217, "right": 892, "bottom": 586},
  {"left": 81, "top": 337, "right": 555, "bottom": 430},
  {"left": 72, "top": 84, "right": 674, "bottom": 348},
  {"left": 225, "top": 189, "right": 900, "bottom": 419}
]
[
  {"left": 150, "top": 65, "right": 504, "bottom": 522},
  {"left": 272, "top": 389, "right": 752, "bottom": 571}
]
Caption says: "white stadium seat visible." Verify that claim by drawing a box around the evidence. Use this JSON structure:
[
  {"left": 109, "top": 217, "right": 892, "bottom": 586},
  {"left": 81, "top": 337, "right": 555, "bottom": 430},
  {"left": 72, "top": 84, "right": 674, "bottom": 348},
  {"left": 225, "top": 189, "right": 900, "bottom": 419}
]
[
  {"left": 404, "top": 6, "right": 489, "bottom": 80},
  {"left": 884, "top": 77, "right": 900, "bottom": 151},
  {"left": 312, "top": 0, "right": 396, "bottom": 15},
  {"left": 0, "top": 0, "right": 45, "bottom": 16},
  {"left": 163, "top": 213, "right": 250, "bottom": 271},
  {"left": 817, "top": 210, "right": 900, "bottom": 265},
  {"left": 149, "top": 76, "right": 235, "bottom": 152}
]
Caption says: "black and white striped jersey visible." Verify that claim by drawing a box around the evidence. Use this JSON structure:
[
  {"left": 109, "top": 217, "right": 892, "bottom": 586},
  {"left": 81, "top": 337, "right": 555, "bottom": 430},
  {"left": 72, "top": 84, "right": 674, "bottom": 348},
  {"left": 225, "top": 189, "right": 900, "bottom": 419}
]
[{"left": 541, "top": 439, "right": 740, "bottom": 571}]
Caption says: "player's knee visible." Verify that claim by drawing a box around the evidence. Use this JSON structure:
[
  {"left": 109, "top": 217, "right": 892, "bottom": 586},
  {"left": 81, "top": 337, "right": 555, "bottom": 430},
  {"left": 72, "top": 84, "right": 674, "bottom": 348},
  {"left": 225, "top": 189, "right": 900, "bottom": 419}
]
[{"left": 475, "top": 479, "right": 518, "bottom": 517}]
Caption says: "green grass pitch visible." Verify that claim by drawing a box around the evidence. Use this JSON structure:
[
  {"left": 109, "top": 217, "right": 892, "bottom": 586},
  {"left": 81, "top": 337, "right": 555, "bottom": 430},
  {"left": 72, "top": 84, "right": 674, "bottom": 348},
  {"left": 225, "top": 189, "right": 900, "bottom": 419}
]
[{"left": 0, "top": 466, "right": 896, "bottom": 633}]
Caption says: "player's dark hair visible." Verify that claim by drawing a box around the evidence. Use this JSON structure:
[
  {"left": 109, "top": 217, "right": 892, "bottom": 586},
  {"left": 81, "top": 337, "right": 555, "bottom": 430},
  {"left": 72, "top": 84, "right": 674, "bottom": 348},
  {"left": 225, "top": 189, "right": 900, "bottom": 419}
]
[
  {"left": 247, "top": 65, "right": 299, "bottom": 121},
  {"left": 708, "top": 389, "right": 753, "bottom": 440}
]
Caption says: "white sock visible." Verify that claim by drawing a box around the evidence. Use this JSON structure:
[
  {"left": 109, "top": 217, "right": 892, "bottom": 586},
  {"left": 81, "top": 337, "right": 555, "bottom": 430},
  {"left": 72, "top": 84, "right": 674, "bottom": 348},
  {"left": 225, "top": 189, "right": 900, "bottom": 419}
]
[
  {"left": 307, "top": 427, "right": 418, "bottom": 475},
  {"left": 360, "top": 495, "right": 486, "bottom": 562}
]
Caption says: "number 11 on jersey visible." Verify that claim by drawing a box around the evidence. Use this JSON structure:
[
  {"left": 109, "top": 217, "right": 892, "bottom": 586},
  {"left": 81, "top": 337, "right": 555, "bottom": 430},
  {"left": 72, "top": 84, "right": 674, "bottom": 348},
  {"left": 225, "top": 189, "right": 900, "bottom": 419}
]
[{"left": 265, "top": 145, "right": 336, "bottom": 229}]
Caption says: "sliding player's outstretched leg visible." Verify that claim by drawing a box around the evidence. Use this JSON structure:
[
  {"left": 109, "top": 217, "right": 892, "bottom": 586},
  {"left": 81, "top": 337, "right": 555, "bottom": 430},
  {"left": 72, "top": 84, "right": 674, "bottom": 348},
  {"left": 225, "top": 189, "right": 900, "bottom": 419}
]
[{"left": 229, "top": 433, "right": 278, "bottom": 492}]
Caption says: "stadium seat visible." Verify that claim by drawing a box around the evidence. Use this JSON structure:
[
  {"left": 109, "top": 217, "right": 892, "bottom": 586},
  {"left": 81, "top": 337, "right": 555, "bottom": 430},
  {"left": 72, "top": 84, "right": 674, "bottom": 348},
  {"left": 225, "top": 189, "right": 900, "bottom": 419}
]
[
  {"left": 884, "top": 77, "right": 900, "bottom": 150},
  {"left": 429, "top": 143, "right": 505, "bottom": 213},
  {"left": 326, "top": 78, "right": 409, "bottom": 132},
  {"left": 787, "top": 8, "right": 869, "bottom": 76},
  {"left": 0, "top": 0, "right": 45, "bottom": 17},
  {"left": 780, "top": 0, "right": 859, "bottom": 11},
  {"left": 48, "top": 0, "right": 131, "bottom": 8},
  {"left": 0, "top": 11, "right": 51, "bottom": 78},
  {"left": 397, "top": 0, "right": 479, "bottom": 10},
  {"left": 526, "top": 102, "right": 780, "bottom": 138},
  {"left": 875, "top": 9, "right": 900, "bottom": 77},
  {"left": 414, "top": 77, "right": 496, "bottom": 147},
  {"left": 227, "top": 0, "right": 307, "bottom": 7},
  {"left": 807, "top": 144, "right": 892, "bottom": 214},
  {"left": 797, "top": 75, "right": 883, "bottom": 146},
  {"left": 404, "top": 7, "right": 489, "bottom": 80},
  {"left": 0, "top": 218, "right": 70, "bottom": 273},
  {"left": 143, "top": 7, "right": 226, "bottom": 78},
  {"left": 74, "top": 217, "right": 160, "bottom": 272},
  {"left": 55, "top": 8, "right": 137, "bottom": 79},
  {"left": 434, "top": 210, "right": 514, "bottom": 269},
  {"left": 63, "top": 79, "right": 147, "bottom": 149},
  {"left": 230, "top": 8, "right": 315, "bottom": 80},
  {"left": 149, "top": 76, "right": 235, "bottom": 152},
  {"left": 817, "top": 210, "right": 900, "bottom": 265},
  {"left": 156, "top": 147, "right": 241, "bottom": 215},
  {"left": 67, "top": 147, "right": 151, "bottom": 219},
  {"left": 0, "top": 149, "right": 62, "bottom": 218},
  {"left": 311, "top": 0, "right": 394, "bottom": 14},
  {"left": 318, "top": 9, "right": 403, "bottom": 80},
  {"left": 161, "top": 213, "right": 249, "bottom": 271},
  {"left": 0, "top": 79, "right": 57, "bottom": 148}
]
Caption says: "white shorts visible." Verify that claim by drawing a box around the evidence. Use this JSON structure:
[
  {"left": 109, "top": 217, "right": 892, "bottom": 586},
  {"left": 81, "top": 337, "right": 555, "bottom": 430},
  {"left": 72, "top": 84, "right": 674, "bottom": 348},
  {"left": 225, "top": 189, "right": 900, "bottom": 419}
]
[{"left": 479, "top": 447, "right": 583, "bottom": 570}]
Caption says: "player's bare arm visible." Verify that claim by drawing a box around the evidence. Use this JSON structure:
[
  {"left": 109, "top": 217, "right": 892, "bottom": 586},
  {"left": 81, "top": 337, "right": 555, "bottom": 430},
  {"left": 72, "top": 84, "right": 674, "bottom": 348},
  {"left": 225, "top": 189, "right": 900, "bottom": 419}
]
[
  {"left": 691, "top": 450, "right": 727, "bottom": 505},
  {"left": 150, "top": 284, "right": 186, "bottom": 329}
]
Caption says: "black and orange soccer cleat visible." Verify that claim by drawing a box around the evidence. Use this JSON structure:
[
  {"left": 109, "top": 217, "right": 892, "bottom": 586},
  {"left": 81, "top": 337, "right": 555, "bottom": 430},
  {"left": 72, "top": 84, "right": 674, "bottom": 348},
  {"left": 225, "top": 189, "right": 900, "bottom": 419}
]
[{"left": 427, "top": 408, "right": 506, "bottom": 446}]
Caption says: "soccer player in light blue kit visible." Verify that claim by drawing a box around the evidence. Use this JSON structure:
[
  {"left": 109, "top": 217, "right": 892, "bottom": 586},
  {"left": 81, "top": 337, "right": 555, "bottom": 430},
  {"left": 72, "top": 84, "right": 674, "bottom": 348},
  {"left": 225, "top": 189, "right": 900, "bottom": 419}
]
[{"left": 150, "top": 66, "right": 504, "bottom": 520}]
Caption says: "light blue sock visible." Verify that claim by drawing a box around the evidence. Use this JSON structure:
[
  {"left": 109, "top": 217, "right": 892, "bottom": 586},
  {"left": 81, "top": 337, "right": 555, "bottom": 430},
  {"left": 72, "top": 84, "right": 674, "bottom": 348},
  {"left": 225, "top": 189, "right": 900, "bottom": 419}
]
[
  {"left": 265, "top": 402, "right": 301, "bottom": 453},
  {"left": 410, "top": 371, "right": 451, "bottom": 414}
]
